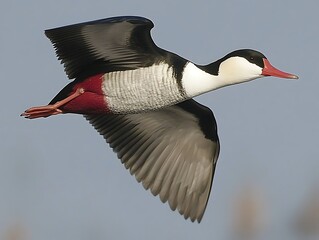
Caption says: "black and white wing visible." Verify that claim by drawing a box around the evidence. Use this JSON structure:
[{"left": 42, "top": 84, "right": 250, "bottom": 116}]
[
  {"left": 85, "top": 99, "right": 220, "bottom": 222},
  {"left": 45, "top": 16, "right": 168, "bottom": 80}
]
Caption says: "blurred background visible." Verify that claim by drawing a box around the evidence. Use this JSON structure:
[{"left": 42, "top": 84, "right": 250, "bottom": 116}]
[{"left": 1, "top": 0, "right": 319, "bottom": 239}]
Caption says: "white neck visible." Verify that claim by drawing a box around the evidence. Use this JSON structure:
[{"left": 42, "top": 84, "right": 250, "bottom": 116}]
[{"left": 181, "top": 62, "right": 224, "bottom": 98}]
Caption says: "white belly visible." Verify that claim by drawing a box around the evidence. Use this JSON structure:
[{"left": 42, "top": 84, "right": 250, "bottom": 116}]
[{"left": 102, "top": 64, "right": 187, "bottom": 113}]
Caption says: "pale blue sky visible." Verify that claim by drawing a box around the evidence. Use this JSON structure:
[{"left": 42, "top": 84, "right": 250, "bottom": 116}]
[{"left": 1, "top": 0, "right": 318, "bottom": 239}]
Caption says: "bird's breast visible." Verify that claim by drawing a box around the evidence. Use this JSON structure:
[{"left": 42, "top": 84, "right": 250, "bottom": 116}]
[{"left": 101, "top": 63, "right": 187, "bottom": 113}]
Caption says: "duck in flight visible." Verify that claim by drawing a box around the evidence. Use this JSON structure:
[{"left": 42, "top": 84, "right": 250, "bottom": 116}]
[{"left": 21, "top": 16, "right": 298, "bottom": 222}]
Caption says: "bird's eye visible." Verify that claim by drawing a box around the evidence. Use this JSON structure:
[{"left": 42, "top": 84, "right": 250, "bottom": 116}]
[{"left": 250, "top": 56, "right": 254, "bottom": 61}]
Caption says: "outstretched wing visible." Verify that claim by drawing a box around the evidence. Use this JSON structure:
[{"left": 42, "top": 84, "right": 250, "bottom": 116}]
[
  {"left": 45, "top": 16, "right": 166, "bottom": 79},
  {"left": 85, "top": 99, "right": 220, "bottom": 222}
]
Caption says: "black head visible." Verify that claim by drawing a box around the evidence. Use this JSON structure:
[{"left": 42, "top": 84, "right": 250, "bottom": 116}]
[{"left": 223, "top": 49, "right": 266, "bottom": 68}]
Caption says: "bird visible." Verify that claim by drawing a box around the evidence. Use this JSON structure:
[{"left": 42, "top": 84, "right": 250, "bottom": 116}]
[{"left": 21, "top": 16, "right": 298, "bottom": 222}]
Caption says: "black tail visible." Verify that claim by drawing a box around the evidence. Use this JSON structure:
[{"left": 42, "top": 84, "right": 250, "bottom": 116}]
[{"left": 49, "top": 81, "right": 76, "bottom": 105}]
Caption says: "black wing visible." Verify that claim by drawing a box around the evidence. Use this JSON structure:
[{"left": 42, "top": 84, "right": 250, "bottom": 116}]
[
  {"left": 85, "top": 99, "right": 220, "bottom": 222},
  {"left": 45, "top": 16, "right": 167, "bottom": 79}
]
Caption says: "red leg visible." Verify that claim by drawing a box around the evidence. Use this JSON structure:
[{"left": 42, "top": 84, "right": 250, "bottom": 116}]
[{"left": 21, "top": 88, "right": 84, "bottom": 119}]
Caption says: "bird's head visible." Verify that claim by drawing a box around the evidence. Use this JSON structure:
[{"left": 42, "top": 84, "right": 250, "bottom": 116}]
[{"left": 216, "top": 49, "right": 298, "bottom": 85}]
